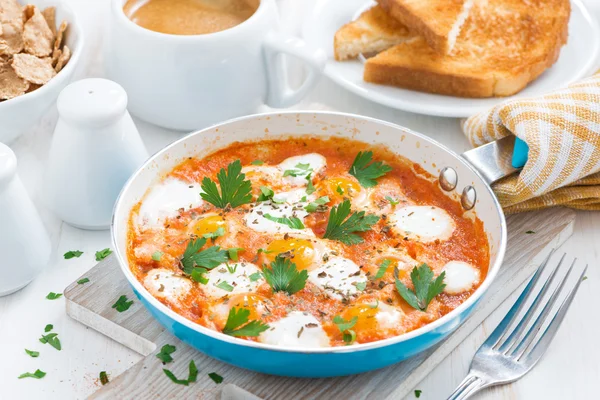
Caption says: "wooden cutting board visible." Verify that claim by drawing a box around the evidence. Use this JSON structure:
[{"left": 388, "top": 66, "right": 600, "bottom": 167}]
[{"left": 64, "top": 208, "right": 575, "bottom": 400}]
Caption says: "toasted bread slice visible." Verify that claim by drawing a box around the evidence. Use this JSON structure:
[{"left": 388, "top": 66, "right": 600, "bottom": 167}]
[
  {"left": 377, "top": 0, "right": 473, "bottom": 54},
  {"left": 364, "top": 0, "right": 570, "bottom": 98},
  {"left": 334, "top": 5, "right": 414, "bottom": 61}
]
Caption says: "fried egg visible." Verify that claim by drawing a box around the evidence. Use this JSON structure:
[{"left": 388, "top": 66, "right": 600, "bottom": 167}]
[
  {"left": 317, "top": 176, "right": 372, "bottom": 210},
  {"left": 262, "top": 236, "right": 340, "bottom": 271},
  {"left": 244, "top": 189, "right": 315, "bottom": 236},
  {"left": 308, "top": 256, "right": 368, "bottom": 299},
  {"left": 137, "top": 179, "right": 203, "bottom": 228},
  {"left": 212, "top": 293, "right": 272, "bottom": 326},
  {"left": 259, "top": 311, "right": 330, "bottom": 348},
  {"left": 343, "top": 302, "right": 404, "bottom": 339},
  {"left": 442, "top": 261, "right": 481, "bottom": 294},
  {"left": 143, "top": 269, "right": 192, "bottom": 304},
  {"left": 388, "top": 206, "right": 456, "bottom": 242},
  {"left": 242, "top": 153, "right": 326, "bottom": 189},
  {"left": 187, "top": 213, "right": 227, "bottom": 237},
  {"left": 202, "top": 262, "right": 264, "bottom": 299}
]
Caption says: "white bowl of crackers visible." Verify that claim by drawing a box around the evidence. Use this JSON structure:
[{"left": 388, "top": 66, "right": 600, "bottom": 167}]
[{"left": 0, "top": 0, "right": 83, "bottom": 143}]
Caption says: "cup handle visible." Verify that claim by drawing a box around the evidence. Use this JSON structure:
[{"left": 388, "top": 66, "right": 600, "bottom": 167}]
[{"left": 263, "top": 32, "right": 326, "bottom": 108}]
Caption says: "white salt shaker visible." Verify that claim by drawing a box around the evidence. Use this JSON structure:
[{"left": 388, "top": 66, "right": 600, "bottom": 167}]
[
  {"left": 0, "top": 144, "right": 52, "bottom": 296},
  {"left": 44, "top": 79, "right": 149, "bottom": 230}
]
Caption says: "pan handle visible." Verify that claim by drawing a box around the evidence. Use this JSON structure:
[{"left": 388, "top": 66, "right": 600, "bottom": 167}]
[{"left": 461, "top": 135, "right": 521, "bottom": 185}]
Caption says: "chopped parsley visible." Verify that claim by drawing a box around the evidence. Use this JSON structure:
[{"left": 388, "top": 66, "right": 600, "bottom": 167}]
[
  {"left": 18, "top": 369, "right": 46, "bottom": 379},
  {"left": 355, "top": 281, "right": 367, "bottom": 291},
  {"left": 25, "top": 349, "right": 39, "bottom": 358},
  {"left": 257, "top": 186, "right": 274, "bottom": 202},
  {"left": 190, "top": 268, "right": 209, "bottom": 284},
  {"left": 39, "top": 333, "right": 61, "bottom": 351},
  {"left": 395, "top": 264, "right": 445, "bottom": 312},
  {"left": 180, "top": 237, "right": 228, "bottom": 274},
  {"left": 304, "top": 196, "right": 329, "bottom": 213},
  {"left": 349, "top": 151, "right": 392, "bottom": 188},
  {"left": 283, "top": 163, "right": 312, "bottom": 178},
  {"left": 305, "top": 173, "right": 316, "bottom": 195},
  {"left": 323, "top": 200, "right": 379, "bottom": 245},
  {"left": 263, "top": 214, "right": 305, "bottom": 230},
  {"left": 156, "top": 344, "right": 176, "bottom": 364},
  {"left": 525, "top": 230, "right": 536, "bottom": 234},
  {"left": 262, "top": 255, "right": 308, "bottom": 295},
  {"left": 203, "top": 227, "right": 225, "bottom": 240},
  {"left": 77, "top": 278, "right": 90, "bottom": 285},
  {"left": 583, "top": 276, "right": 588, "bottom": 281},
  {"left": 46, "top": 292, "right": 62, "bottom": 300},
  {"left": 385, "top": 196, "right": 400, "bottom": 206},
  {"left": 336, "top": 185, "right": 344, "bottom": 195},
  {"left": 112, "top": 295, "right": 134, "bottom": 312},
  {"left": 95, "top": 248, "right": 113, "bottom": 261},
  {"left": 249, "top": 272, "right": 262, "bottom": 282},
  {"left": 163, "top": 360, "right": 197, "bottom": 386},
  {"left": 215, "top": 281, "right": 234, "bottom": 292},
  {"left": 64, "top": 250, "right": 83, "bottom": 259},
  {"left": 414, "top": 389, "right": 422, "bottom": 398},
  {"left": 227, "top": 247, "right": 244, "bottom": 262},
  {"left": 44, "top": 324, "right": 53, "bottom": 332},
  {"left": 222, "top": 307, "right": 269, "bottom": 337},
  {"left": 152, "top": 251, "right": 163, "bottom": 261},
  {"left": 208, "top": 372, "right": 223, "bottom": 384},
  {"left": 373, "top": 259, "right": 392, "bottom": 280},
  {"left": 251, "top": 160, "right": 264, "bottom": 165},
  {"left": 200, "top": 160, "right": 252, "bottom": 209},
  {"left": 333, "top": 315, "right": 358, "bottom": 344},
  {"left": 100, "top": 371, "right": 109, "bottom": 385}
]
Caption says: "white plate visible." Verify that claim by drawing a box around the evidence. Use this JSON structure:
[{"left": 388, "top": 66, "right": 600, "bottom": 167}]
[{"left": 302, "top": 0, "right": 600, "bottom": 118}]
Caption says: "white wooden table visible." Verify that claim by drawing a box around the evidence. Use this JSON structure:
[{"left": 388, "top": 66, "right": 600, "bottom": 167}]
[{"left": 1, "top": 0, "right": 599, "bottom": 399}]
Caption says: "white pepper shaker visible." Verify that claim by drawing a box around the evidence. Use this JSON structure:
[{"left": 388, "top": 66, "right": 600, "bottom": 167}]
[
  {"left": 0, "top": 143, "right": 51, "bottom": 296},
  {"left": 44, "top": 78, "right": 149, "bottom": 230}
]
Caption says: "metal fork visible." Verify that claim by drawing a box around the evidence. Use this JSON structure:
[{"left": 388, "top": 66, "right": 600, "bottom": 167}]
[{"left": 447, "top": 251, "right": 587, "bottom": 400}]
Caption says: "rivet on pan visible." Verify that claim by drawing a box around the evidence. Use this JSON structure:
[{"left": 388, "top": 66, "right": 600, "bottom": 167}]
[
  {"left": 461, "top": 186, "right": 477, "bottom": 210},
  {"left": 439, "top": 167, "right": 458, "bottom": 191}
]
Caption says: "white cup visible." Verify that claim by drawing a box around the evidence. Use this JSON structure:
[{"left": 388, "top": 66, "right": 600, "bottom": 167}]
[{"left": 106, "top": 0, "right": 326, "bottom": 131}]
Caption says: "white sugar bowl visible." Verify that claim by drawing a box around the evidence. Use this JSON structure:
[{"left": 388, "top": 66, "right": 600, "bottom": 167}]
[
  {"left": 44, "top": 78, "right": 149, "bottom": 230},
  {"left": 0, "top": 143, "right": 52, "bottom": 296}
]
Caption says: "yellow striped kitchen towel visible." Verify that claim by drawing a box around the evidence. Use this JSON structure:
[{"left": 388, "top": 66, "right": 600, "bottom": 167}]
[{"left": 462, "top": 73, "right": 600, "bottom": 214}]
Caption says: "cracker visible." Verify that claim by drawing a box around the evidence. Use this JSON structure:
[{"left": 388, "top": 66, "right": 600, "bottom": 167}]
[
  {"left": 11, "top": 52, "right": 55, "bottom": 84},
  {"left": 0, "top": 22, "right": 3, "bottom": 36},
  {"left": 53, "top": 20, "right": 66, "bottom": 52},
  {"left": 41, "top": 6, "right": 56, "bottom": 36},
  {"left": 54, "top": 44, "right": 69, "bottom": 72},
  {"left": 0, "top": 20, "right": 23, "bottom": 55},
  {"left": 51, "top": 46, "right": 60, "bottom": 66},
  {"left": 0, "top": 0, "right": 23, "bottom": 29},
  {"left": 0, "top": 60, "right": 29, "bottom": 99},
  {"left": 22, "top": 5, "right": 53, "bottom": 57}
]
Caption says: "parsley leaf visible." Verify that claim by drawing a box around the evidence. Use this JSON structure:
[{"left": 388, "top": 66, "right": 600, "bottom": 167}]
[
  {"left": 304, "top": 196, "right": 329, "bottom": 213},
  {"left": 190, "top": 267, "right": 209, "bottom": 284},
  {"left": 305, "top": 173, "right": 316, "bottom": 195},
  {"left": 323, "top": 200, "right": 379, "bottom": 245},
  {"left": 283, "top": 163, "right": 312, "bottom": 178},
  {"left": 249, "top": 272, "right": 262, "bottom": 282},
  {"left": 257, "top": 186, "right": 274, "bottom": 202},
  {"left": 395, "top": 264, "right": 445, "bottom": 311},
  {"left": 222, "top": 307, "right": 269, "bottom": 337},
  {"left": 525, "top": 230, "right": 536, "bottom": 234},
  {"left": 180, "top": 237, "right": 229, "bottom": 274},
  {"left": 112, "top": 295, "right": 134, "bottom": 312},
  {"left": 200, "top": 160, "right": 252, "bottom": 209},
  {"left": 163, "top": 369, "right": 188, "bottom": 386},
  {"left": 203, "top": 227, "right": 225, "bottom": 240},
  {"left": 355, "top": 281, "right": 367, "bottom": 291},
  {"left": 373, "top": 259, "right": 391, "bottom": 280},
  {"left": 262, "top": 255, "right": 308, "bottom": 295},
  {"left": 77, "top": 278, "right": 90, "bottom": 284},
  {"left": 349, "top": 151, "right": 392, "bottom": 188},
  {"left": 263, "top": 214, "right": 305, "bottom": 230},
  {"left": 152, "top": 251, "right": 163, "bottom": 261},
  {"left": 215, "top": 281, "right": 234, "bottom": 292},
  {"left": 100, "top": 371, "right": 109, "bottom": 385},
  {"left": 95, "top": 248, "right": 112, "bottom": 261},
  {"left": 18, "top": 369, "right": 46, "bottom": 379},
  {"left": 333, "top": 315, "right": 358, "bottom": 344},
  {"left": 39, "top": 333, "right": 61, "bottom": 350},
  {"left": 163, "top": 360, "right": 197, "bottom": 386},
  {"left": 46, "top": 292, "right": 62, "bottom": 300},
  {"left": 64, "top": 250, "right": 83, "bottom": 259},
  {"left": 251, "top": 160, "right": 264, "bottom": 165},
  {"left": 227, "top": 247, "right": 244, "bottom": 262},
  {"left": 414, "top": 389, "right": 422, "bottom": 398},
  {"left": 385, "top": 196, "right": 400, "bottom": 206},
  {"left": 44, "top": 324, "right": 53, "bottom": 332},
  {"left": 25, "top": 349, "right": 39, "bottom": 357},
  {"left": 208, "top": 372, "right": 223, "bottom": 384},
  {"left": 336, "top": 185, "right": 344, "bottom": 195},
  {"left": 156, "top": 344, "right": 176, "bottom": 364}
]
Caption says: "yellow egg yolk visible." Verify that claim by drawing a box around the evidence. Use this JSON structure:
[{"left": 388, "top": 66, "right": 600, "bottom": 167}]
[
  {"left": 228, "top": 294, "right": 269, "bottom": 321},
  {"left": 192, "top": 215, "right": 227, "bottom": 237},
  {"left": 374, "top": 258, "right": 410, "bottom": 280},
  {"left": 264, "top": 238, "right": 315, "bottom": 270},
  {"left": 318, "top": 177, "right": 361, "bottom": 202},
  {"left": 342, "top": 304, "right": 380, "bottom": 335}
]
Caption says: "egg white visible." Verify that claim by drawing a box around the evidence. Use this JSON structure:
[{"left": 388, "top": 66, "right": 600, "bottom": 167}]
[
  {"left": 137, "top": 179, "right": 203, "bottom": 228},
  {"left": 143, "top": 269, "right": 192, "bottom": 304},
  {"left": 242, "top": 153, "right": 326, "bottom": 190},
  {"left": 202, "top": 262, "right": 264, "bottom": 299},
  {"left": 259, "top": 311, "right": 330, "bottom": 348},
  {"left": 442, "top": 261, "right": 481, "bottom": 294},
  {"left": 388, "top": 205, "right": 456, "bottom": 242},
  {"left": 308, "top": 256, "right": 368, "bottom": 300}
]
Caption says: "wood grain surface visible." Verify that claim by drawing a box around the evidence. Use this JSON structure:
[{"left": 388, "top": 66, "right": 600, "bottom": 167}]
[{"left": 64, "top": 208, "right": 576, "bottom": 400}]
